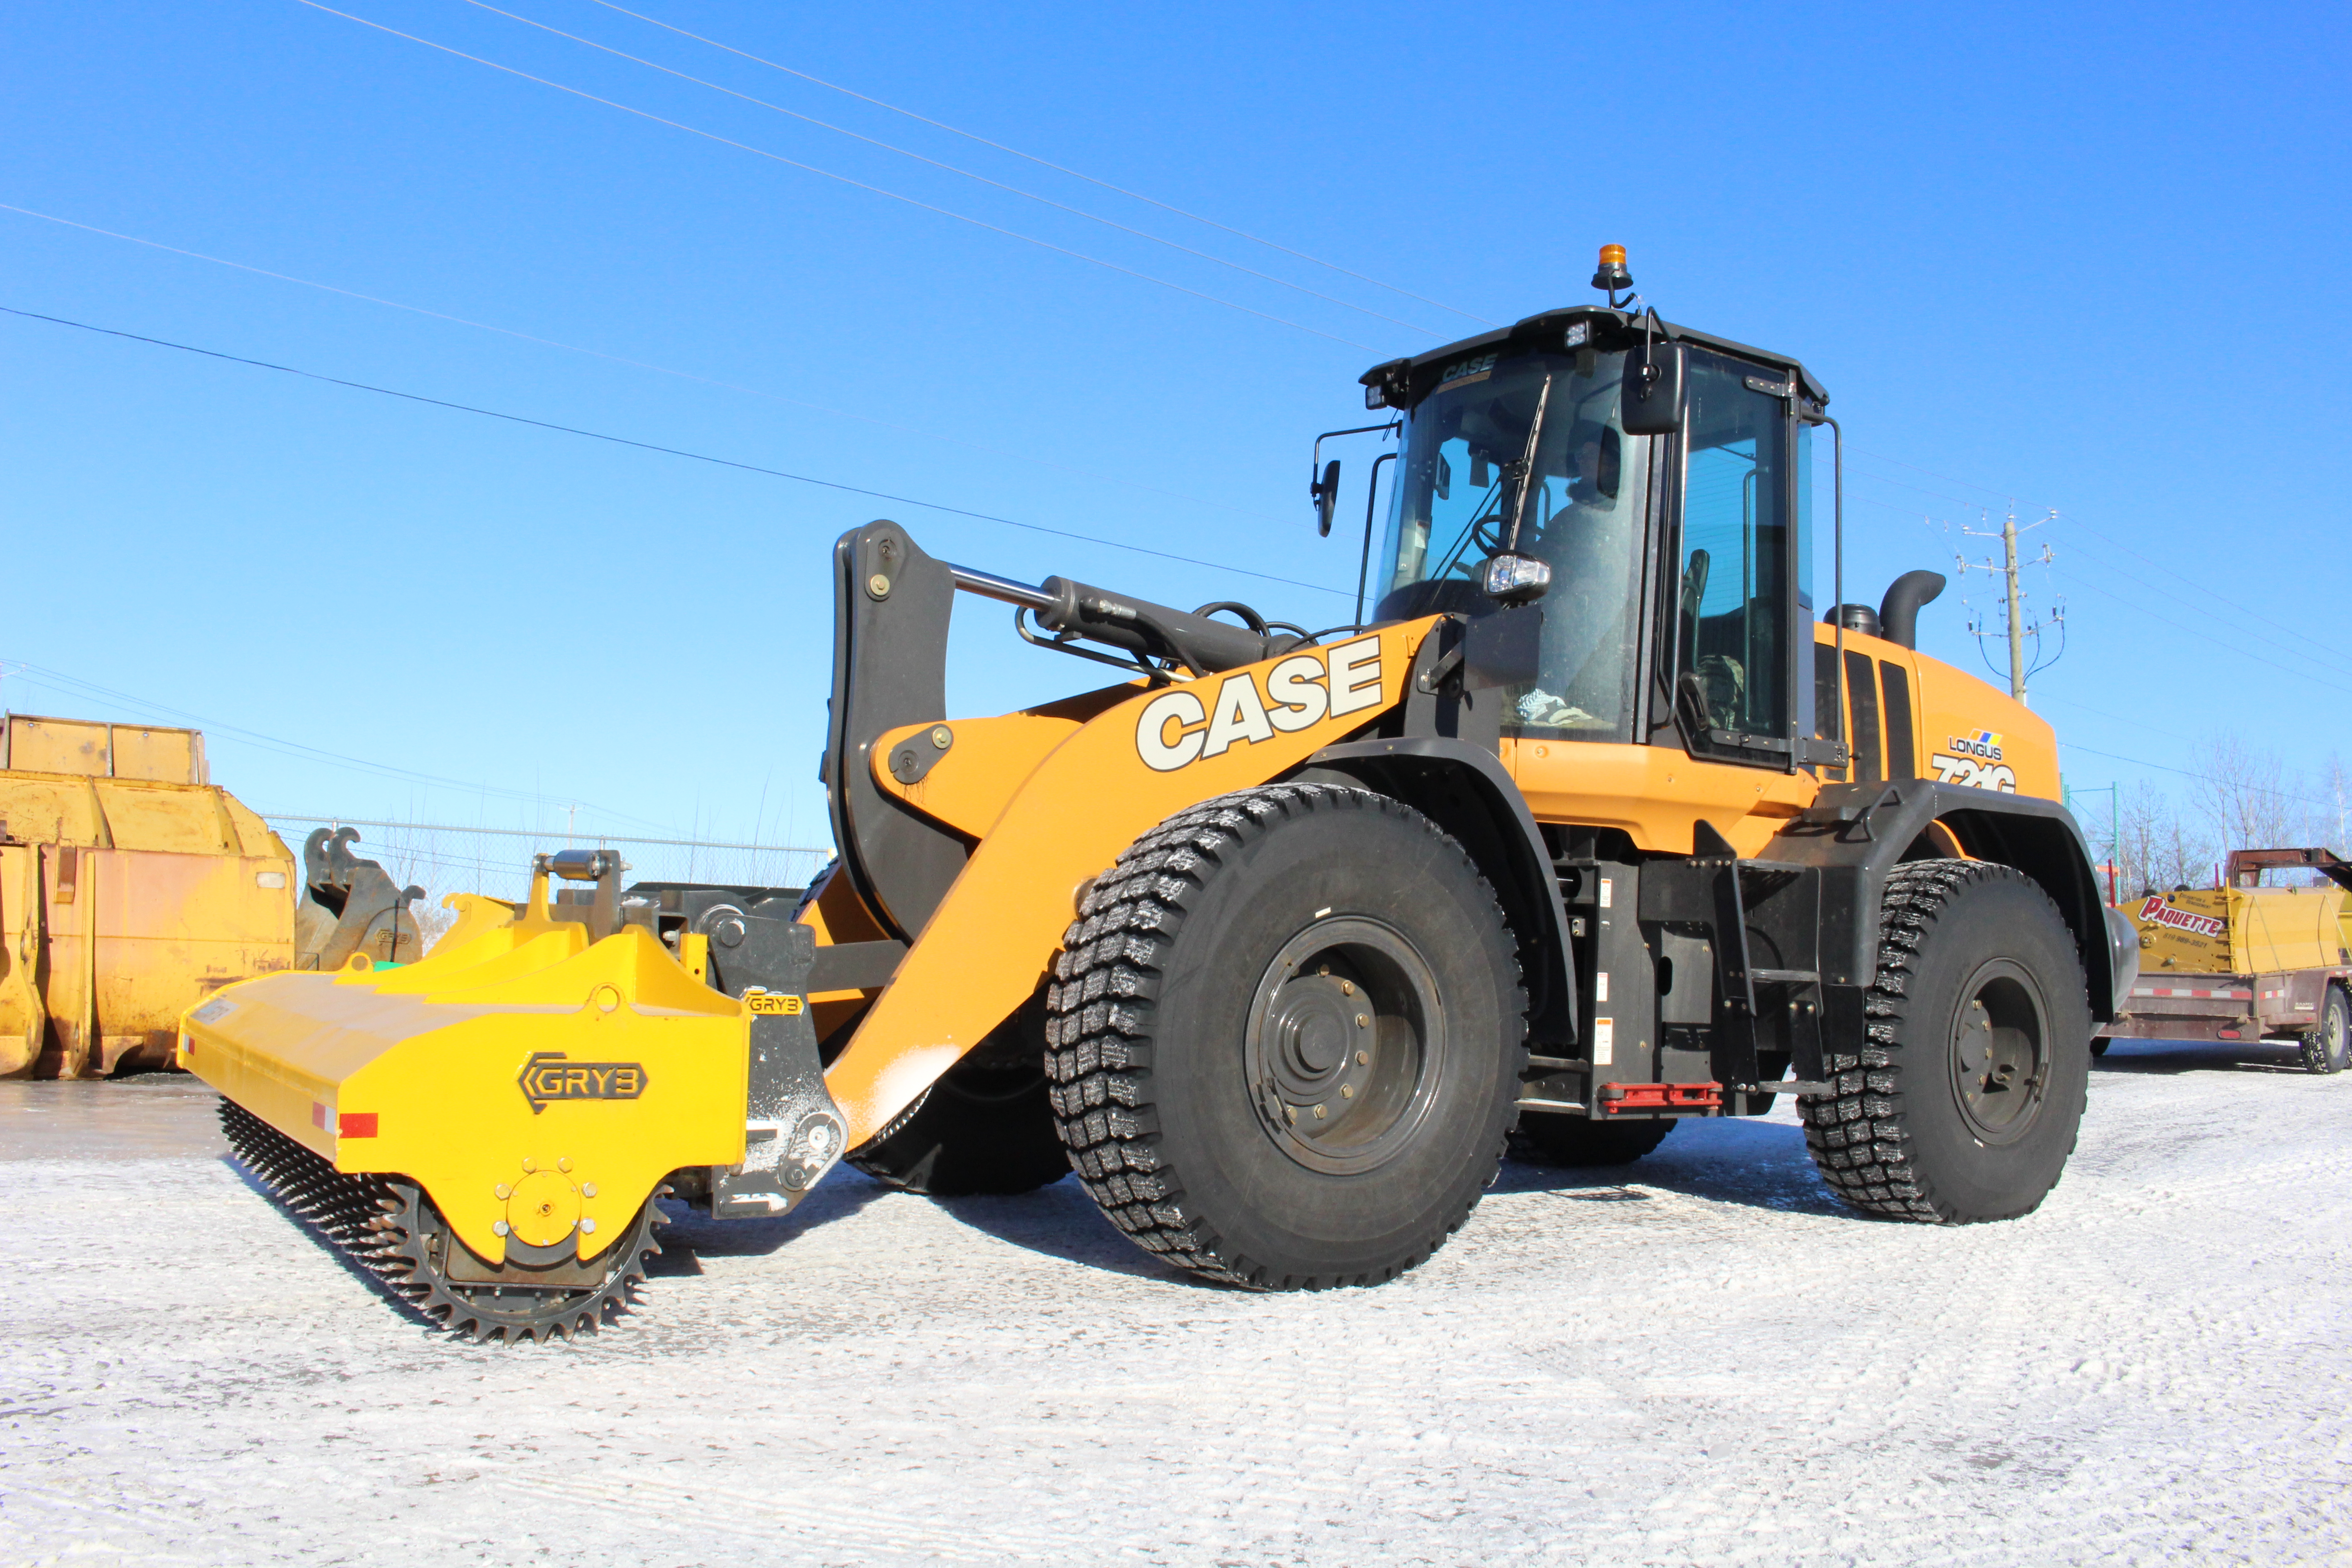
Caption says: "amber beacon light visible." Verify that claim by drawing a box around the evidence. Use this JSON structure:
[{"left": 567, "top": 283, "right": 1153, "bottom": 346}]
[{"left": 1591, "top": 243, "right": 1632, "bottom": 294}]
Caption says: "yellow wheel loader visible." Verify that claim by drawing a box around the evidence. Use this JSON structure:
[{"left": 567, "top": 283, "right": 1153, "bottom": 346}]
[{"left": 181, "top": 250, "right": 2139, "bottom": 1341}]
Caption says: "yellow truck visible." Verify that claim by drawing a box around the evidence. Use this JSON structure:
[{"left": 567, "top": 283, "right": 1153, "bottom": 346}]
[
  {"left": 0, "top": 713, "right": 424, "bottom": 1077},
  {"left": 2103, "top": 847, "right": 2352, "bottom": 1072}
]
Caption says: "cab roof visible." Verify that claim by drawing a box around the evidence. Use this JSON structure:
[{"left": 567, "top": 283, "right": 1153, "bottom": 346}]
[{"left": 1359, "top": 304, "right": 1829, "bottom": 412}]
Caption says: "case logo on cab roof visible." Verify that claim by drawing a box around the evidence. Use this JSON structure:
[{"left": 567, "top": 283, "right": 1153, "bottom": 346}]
[
  {"left": 1134, "top": 638, "right": 1384, "bottom": 773},
  {"left": 518, "top": 1052, "right": 648, "bottom": 1114}
]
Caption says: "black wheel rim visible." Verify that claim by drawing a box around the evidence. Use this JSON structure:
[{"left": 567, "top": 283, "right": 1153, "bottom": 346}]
[
  {"left": 1948, "top": 958, "right": 2052, "bottom": 1146},
  {"left": 1245, "top": 915, "right": 1445, "bottom": 1176}
]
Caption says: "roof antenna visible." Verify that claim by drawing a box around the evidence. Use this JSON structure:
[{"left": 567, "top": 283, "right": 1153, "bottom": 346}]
[{"left": 1592, "top": 244, "right": 1632, "bottom": 309}]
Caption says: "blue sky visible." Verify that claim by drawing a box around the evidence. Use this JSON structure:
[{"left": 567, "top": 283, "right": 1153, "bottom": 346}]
[{"left": 5, "top": 0, "right": 2347, "bottom": 859}]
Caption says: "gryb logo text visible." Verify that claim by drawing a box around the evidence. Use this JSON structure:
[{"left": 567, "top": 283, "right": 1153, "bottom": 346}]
[{"left": 1134, "top": 637, "right": 1383, "bottom": 772}]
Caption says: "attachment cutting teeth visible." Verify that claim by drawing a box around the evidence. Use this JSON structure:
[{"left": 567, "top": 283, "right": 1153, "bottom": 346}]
[{"left": 218, "top": 1099, "right": 666, "bottom": 1344}]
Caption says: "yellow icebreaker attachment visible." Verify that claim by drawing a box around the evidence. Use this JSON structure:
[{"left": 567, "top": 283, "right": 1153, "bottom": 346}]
[{"left": 179, "top": 888, "right": 748, "bottom": 1267}]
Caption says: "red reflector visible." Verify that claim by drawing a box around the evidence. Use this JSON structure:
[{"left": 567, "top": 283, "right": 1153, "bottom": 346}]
[
  {"left": 339, "top": 1112, "right": 379, "bottom": 1138},
  {"left": 1600, "top": 1081, "right": 1723, "bottom": 1113},
  {"left": 311, "top": 1102, "right": 328, "bottom": 1129}
]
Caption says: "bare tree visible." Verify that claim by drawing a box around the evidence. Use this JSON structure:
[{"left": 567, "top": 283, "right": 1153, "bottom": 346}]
[{"left": 2192, "top": 733, "right": 2310, "bottom": 854}]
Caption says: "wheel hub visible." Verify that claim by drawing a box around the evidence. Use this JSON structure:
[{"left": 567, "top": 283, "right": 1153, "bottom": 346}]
[
  {"left": 1949, "top": 962, "right": 2050, "bottom": 1145},
  {"left": 1245, "top": 915, "right": 1443, "bottom": 1175}
]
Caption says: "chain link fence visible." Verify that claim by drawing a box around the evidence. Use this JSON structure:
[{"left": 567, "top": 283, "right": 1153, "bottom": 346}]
[{"left": 265, "top": 815, "right": 833, "bottom": 945}]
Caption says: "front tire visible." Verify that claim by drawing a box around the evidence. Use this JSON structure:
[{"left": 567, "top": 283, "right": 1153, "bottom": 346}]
[
  {"left": 1801, "top": 860, "right": 2090, "bottom": 1223},
  {"left": 2301, "top": 986, "right": 2351, "bottom": 1075},
  {"left": 1046, "top": 785, "right": 1526, "bottom": 1289}
]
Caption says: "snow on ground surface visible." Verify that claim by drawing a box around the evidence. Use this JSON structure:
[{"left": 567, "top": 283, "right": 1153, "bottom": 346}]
[{"left": 4, "top": 1041, "right": 2349, "bottom": 1568}]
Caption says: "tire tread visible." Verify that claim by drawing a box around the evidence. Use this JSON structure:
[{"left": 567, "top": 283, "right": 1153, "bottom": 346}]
[
  {"left": 1044, "top": 783, "right": 1524, "bottom": 1289},
  {"left": 1798, "top": 858, "right": 2084, "bottom": 1224}
]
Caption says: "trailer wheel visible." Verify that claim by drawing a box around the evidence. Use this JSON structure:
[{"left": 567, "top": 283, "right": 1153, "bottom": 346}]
[
  {"left": 1511, "top": 1114, "right": 1676, "bottom": 1167},
  {"left": 847, "top": 993, "right": 1070, "bottom": 1196},
  {"left": 2299, "top": 986, "right": 2351, "bottom": 1075},
  {"left": 1046, "top": 784, "right": 1525, "bottom": 1289},
  {"left": 1800, "top": 859, "right": 2089, "bottom": 1224}
]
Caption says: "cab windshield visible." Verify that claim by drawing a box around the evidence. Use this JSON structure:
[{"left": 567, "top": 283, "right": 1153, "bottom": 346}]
[{"left": 1374, "top": 348, "right": 1646, "bottom": 738}]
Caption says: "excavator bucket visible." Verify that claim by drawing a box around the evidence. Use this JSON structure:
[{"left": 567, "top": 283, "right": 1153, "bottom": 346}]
[
  {"left": 293, "top": 826, "right": 427, "bottom": 970},
  {"left": 181, "top": 850, "right": 845, "bottom": 1341}
]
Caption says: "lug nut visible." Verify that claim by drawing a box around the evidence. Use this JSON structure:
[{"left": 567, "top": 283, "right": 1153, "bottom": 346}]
[
  {"left": 582, "top": 1182, "right": 598, "bottom": 1198},
  {"left": 1356, "top": 1014, "right": 1367, "bottom": 1028},
  {"left": 1340, "top": 1085, "right": 1354, "bottom": 1100},
  {"left": 1284, "top": 1105, "right": 1297, "bottom": 1124},
  {"left": 1313, "top": 1104, "right": 1328, "bottom": 1120},
  {"left": 579, "top": 1217, "right": 597, "bottom": 1234},
  {"left": 1340, "top": 980, "right": 1355, "bottom": 996},
  {"left": 1356, "top": 1050, "right": 1370, "bottom": 1065},
  {"left": 558, "top": 1156, "right": 572, "bottom": 1172},
  {"left": 495, "top": 1184, "right": 511, "bottom": 1200},
  {"left": 493, "top": 1220, "right": 510, "bottom": 1237},
  {"left": 521, "top": 1157, "right": 535, "bottom": 1172}
]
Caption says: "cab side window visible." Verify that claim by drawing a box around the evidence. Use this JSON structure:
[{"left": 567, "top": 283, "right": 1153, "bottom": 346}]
[{"left": 1674, "top": 353, "right": 1791, "bottom": 758}]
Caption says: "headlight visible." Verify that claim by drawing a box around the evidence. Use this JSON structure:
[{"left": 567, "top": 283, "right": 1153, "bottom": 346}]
[{"left": 1481, "top": 553, "right": 1552, "bottom": 605}]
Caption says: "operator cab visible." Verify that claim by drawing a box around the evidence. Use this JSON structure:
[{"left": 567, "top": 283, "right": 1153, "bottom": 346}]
[{"left": 1353, "top": 268, "right": 1830, "bottom": 770}]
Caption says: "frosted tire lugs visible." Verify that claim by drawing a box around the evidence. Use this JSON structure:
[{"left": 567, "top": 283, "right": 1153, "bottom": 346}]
[
  {"left": 848, "top": 992, "right": 1070, "bottom": 1196},
  {"left": 1799, "top": 859, "right": 2090, "bottom": 1224},
  {"left": 1044, "top": 784, "right": 1527, "bottom": 1289},
  {"left": 1510, "top": 1114, "right": 1676, "bottom": 1168},
  {"left": 2300, "top": 985, "right": 2351, "bottom": 1075}
]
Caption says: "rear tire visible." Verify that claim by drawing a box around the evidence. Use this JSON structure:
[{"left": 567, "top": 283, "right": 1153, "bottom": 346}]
[
  {"left": 2300, "top": 986, "right": 2351, "bottom": 1075},
  {"left": 847, "top": 993, "right": 1070, "bottom": 1196},
  {"left": 1511, "top": 1114, "right": 1676, "bottom": 1167},
  {"left": 1800, "top": 860, "right": 2090, "bottom": 1223},
  {"left": 1047, "top": 785, "right": 1526, "bottom": 1289}
]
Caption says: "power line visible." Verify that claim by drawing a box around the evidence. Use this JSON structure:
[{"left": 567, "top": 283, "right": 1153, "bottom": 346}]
[
  {"left": 459, "top": 0, "right": 1443, "bottom": 338},
  {"left": 294, "top": 1, "right": 1377, "bottom": 350},
  {"left": 2058, "top": 736, "right": 2346, "bottom": 815},
  {"left": 1848, "top": 442, "right": 2309, "bottom": 636},
  {"left": 1843, "top": 456, "right": 2352, "bottom": 693},
  {"left": 1, "top": 660, "right": 672, "bottom": 827},
  {"left": 0, "top": 302, "right": 1348, "bottom": 597},
  {"left": 581, "top": 0, "right": 1496, "bottom": 328},
  {"left": 0, "top": 201, "right": 1272, "bottom": 523}
]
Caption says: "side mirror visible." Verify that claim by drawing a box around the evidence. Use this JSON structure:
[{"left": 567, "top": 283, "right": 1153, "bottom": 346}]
[
  {"left": 1621, "top": 341, "right": 1686, "bottom": 435},
  {"left": 1313, "top": 459, "right": 1342, "bottom": 536}
]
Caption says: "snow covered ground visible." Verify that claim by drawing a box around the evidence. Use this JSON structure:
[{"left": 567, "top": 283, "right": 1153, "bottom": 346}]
[{"left": 5, "top": 1040, "right": 2348, "bottom": 1568}]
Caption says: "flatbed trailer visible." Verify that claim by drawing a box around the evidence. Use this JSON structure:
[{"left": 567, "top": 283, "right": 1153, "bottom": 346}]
[{"left": 2102, "top": 848, "right": 2352, "bottom": 1072}]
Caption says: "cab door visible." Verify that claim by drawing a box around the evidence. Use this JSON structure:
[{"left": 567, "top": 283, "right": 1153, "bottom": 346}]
[{"left": 1663, "top": 348, "right": 1803, "bottom": 769}]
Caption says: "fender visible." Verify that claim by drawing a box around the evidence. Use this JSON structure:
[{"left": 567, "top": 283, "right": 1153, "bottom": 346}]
[
  {"left": 819, "top": 618, "right": 1439, "bottom": 1147},
  {"left": 1766, "top": 780, "right": 2123, "bottom": 1021},
  {"left": 1294, "top": 737, "right": 1578, "bottom": 1052}
]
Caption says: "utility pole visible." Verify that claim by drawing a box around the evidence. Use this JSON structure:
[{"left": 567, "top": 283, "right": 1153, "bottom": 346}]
[
  {"left": 1958, "top": 502, "right": 2063, "bottom": 706},
  {"left": 2002, "top": 506, "right": 2025, "bottom": 701}
]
